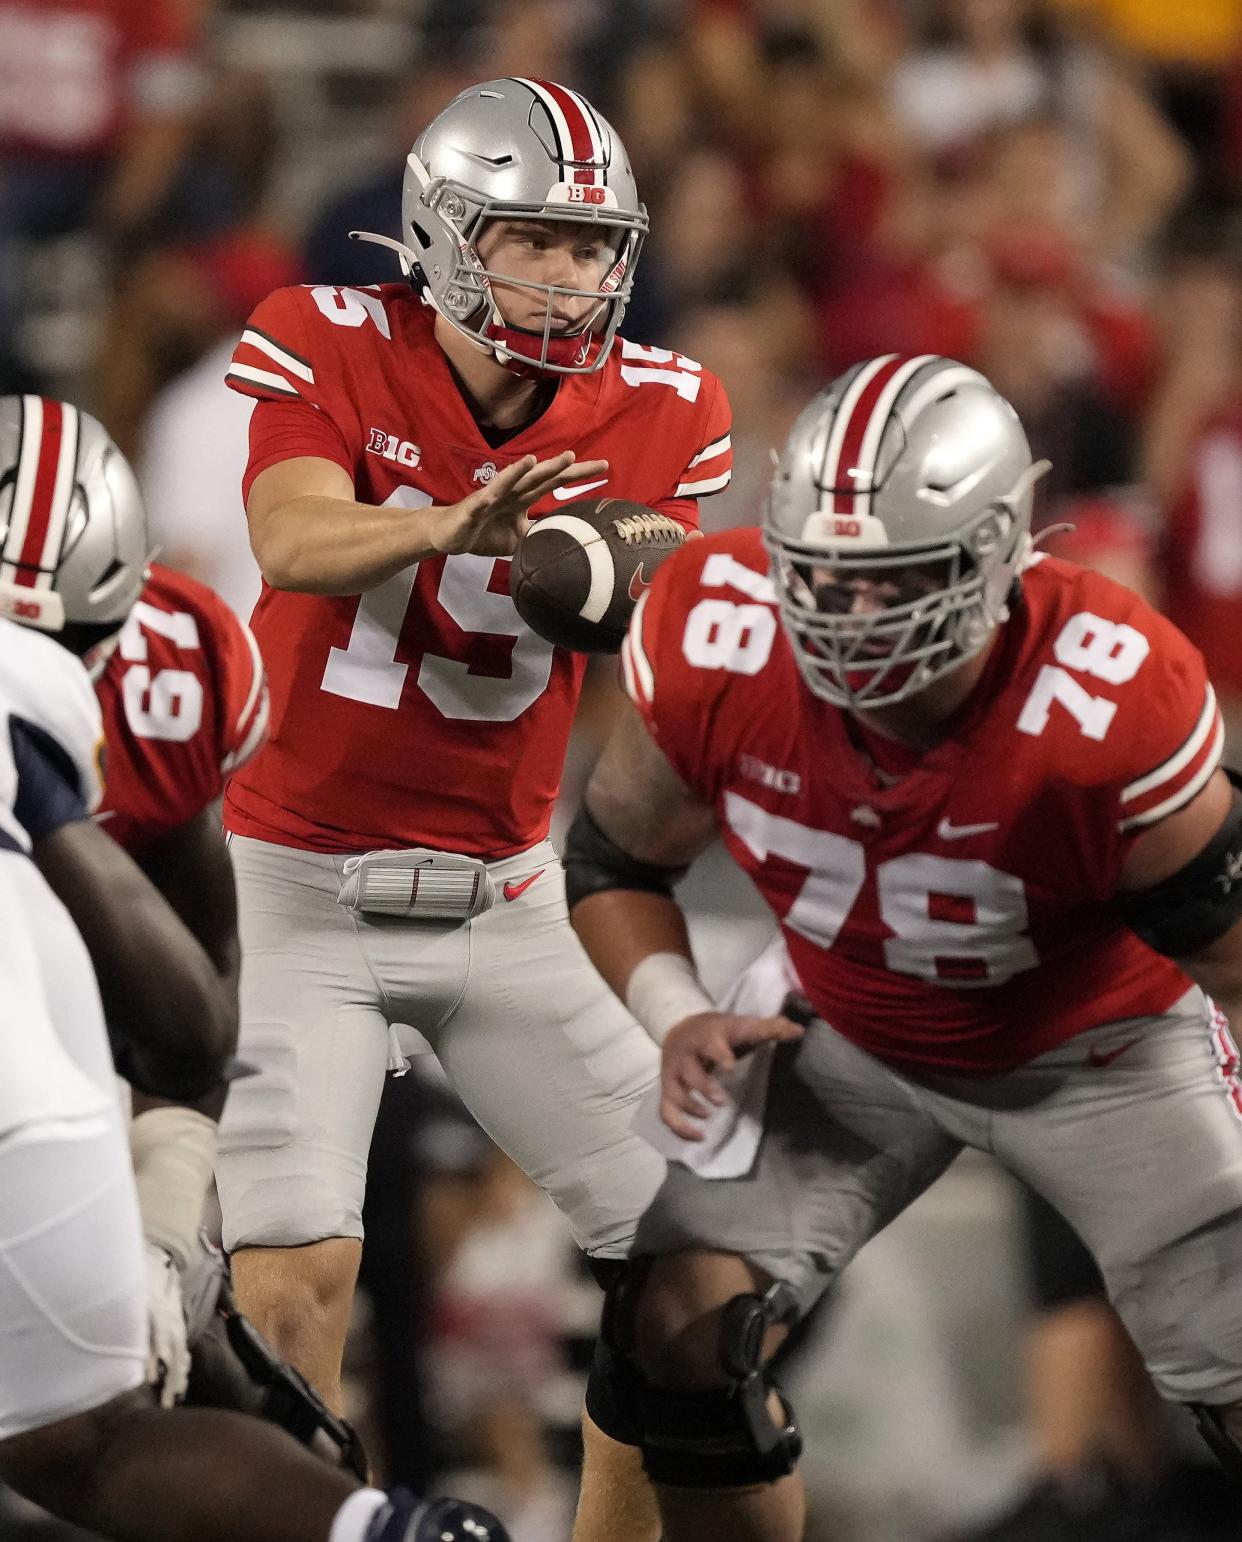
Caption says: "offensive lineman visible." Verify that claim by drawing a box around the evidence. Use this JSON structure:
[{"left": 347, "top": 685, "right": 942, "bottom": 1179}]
[
  {"left": 0, "top": 616, "right": 508, "bottom": 1542},
  {"left": 566, "top": 355, "right": 1242, "bottom": 1541},
  {"left": 218, "top": 76, "right": 731, "bottom": 1537}
]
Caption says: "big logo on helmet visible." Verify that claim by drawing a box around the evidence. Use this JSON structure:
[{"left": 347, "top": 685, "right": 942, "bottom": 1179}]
[{"left": 831, "top": 516, "right": 862, "bottom": 537}]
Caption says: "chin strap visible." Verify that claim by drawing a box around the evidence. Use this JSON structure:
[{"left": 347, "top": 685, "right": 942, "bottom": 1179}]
[{"left": 483, "top": 322, "right": 593, "bottom": 376}]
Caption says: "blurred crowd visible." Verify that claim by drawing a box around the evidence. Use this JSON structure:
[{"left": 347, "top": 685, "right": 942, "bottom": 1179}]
[{"left": 5, "top": 0, "right": 1242, "bottom": 1537}]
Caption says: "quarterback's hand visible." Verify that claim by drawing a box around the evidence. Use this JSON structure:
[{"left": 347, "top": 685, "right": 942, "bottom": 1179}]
[
  {"left": 145, "top": 1241, "right": 191, "bottom": 1407},
  {"left": 428, "top": 451, "right": 608, "bottom": 558},
  {"left": 660, "top": 1011, "right": 804, "bottom": 1142}
]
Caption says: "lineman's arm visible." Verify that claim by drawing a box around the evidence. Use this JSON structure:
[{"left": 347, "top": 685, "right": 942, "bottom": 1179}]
[
  {"left": 1117, "top": 767, "right": 1242, "bottom": 1024},
  {"left": 129, "top": 806, "right": 239, "bottom": 1274},
  {"left": 566, "top": 700, "right": 803, "bottom": 1138},
  {"left": 247, "top": 449, "right": 606, "bottom": 596},
  {"left": 135, "top": 805, "right": 239, "bottom": 994}
]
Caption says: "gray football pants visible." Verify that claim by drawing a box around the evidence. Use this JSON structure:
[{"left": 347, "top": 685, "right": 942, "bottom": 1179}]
[
  {"left": 637, "top": 939, "right": 1242, "bottom": 1407},
  {"left": 217, "top": 835, "right": 666, "bottom": 1258}
]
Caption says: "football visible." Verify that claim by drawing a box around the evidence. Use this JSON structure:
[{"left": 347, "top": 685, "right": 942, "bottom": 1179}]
[{"left": 509, "top": 498, "right": 689, "bottom": 653}]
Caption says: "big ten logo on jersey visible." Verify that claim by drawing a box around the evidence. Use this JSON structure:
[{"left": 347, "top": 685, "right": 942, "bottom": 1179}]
[
  {"left": 739, "top": 753, "right": 801, "bottom": 795},
  {"left": 367, "top": 428, "right": 421, "bottom": 469}
]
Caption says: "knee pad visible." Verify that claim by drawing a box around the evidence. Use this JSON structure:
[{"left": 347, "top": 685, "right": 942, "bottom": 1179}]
[
  {"left": 1189, "top": 1403, "right": 1242, "bottom": 1488},
  {"left": 610, "top": 1272, "right": 804, "bottom": 1490}
]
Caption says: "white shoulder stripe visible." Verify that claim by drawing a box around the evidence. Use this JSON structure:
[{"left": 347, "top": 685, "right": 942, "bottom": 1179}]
[
  {"left": 619, "top": 632, "right": 641, "bottom": 704},
  {"left": 240, "top": 329, "right": 315, "bottom": 384},
  {"left": 675, "top": 470, "right": 731, "bottom": 498},
  {"left": 222, "top": 686, "right": 270, "bottom": 776},
  {"left": 1118, "top": 715, "right": 1224, "bottom": 831},
  {"left": 231, "top": 619, "right": 265, "bottom": 741},
  {"left": 227, "top": 363, "right": 302, "bottom": 398},
  {"left": 687, "top": 434, "right": 731, "bottom": 469},
  {"left": 628, "top": 590, "right": 655, "bottom": 701},
  {"left": 1121, "top": 685, "right": 1217, "bottom": 802}
]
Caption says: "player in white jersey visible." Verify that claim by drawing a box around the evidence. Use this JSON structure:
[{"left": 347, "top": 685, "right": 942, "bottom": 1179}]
[{"left": 0, "top": 619, "right": 509, "bottom": 1542}]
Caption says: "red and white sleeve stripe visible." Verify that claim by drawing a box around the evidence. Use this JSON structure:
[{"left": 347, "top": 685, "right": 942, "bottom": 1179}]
[
  {"left": 226, "top": 327, "right": 315, "bottom": 402},
  {"left": 620, "top": 589, "right": 656, "bottom": 710},
  {"left": 0, "top": 396, "right": 80, "bottom": 594},
  {"left": 221, "top": 619, "right": 270, "bottom": 776},
  {"left": 1117, "top": 683, "right": 1224, "bottom": 832},
  {"left": 675, "top": 433, "right": 731, "bottom": 498}
]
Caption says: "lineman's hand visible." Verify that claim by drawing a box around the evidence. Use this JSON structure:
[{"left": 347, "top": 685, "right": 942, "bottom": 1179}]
[
  {"left": 660, "top": 1010, "right": 804, "bottom": 1142},
  {"left": 429, "top": 452, "right": 608, "bottom": 558}
]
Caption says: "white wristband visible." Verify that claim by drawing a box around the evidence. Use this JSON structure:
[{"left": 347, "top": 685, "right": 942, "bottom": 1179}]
[
  {"left": 129, "top": 1106, "right": 218, "bottom": 1272},
  {"left": 625, "top": 951, "right": 715, "bottom": 1046}
]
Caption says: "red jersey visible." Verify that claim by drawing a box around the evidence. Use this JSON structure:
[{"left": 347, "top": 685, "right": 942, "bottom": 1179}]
[
  {"left": 1163, "top": 408, "right": 1242, "bottom": 699},
  {"left": 0, "top": 0, "right": 198, "bottom": 159},
  {"left": 96, "top": 563, "right": 269, "bottom": 854},
  {"left": 624, "top": 530, "right": 1224, "bottom": 1075},
  {"left": 223, "top": 282, "right": 732, "bottom": 857}
]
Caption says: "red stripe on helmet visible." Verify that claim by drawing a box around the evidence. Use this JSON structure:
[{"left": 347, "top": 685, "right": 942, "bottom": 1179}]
[
  {"left": 829, "top": 356, "right": 910, "bottom": 515},
  {"left": 532, "top": 78, "right": 600, "bottom": 184},
  {"left": 14, "top": 397, "right": 64, "bottom": 586}
]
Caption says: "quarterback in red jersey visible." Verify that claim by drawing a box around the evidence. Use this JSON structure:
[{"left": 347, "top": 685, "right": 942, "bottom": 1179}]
[
  {"left": 567, "top": 356, "right": 1242, "bottom": 1542},
  {"left": 216, "top": 76, "right": 730, "bottom": 1542}
]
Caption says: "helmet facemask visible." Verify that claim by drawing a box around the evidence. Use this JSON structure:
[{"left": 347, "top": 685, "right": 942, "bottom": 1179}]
[
  {"left": 766, "top": 460, "right": 1050, "bottom": 710},
  {"left": 432, "top": 175, "right": 643, "bottom": 373},
  {"left": 407, "top": 164, "right": 645, "bottom": 376}
]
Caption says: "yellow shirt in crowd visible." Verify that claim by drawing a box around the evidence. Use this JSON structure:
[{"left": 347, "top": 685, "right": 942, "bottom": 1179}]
[{"left": 1059, "top": 0, "right": 1242, "bottom": 66}]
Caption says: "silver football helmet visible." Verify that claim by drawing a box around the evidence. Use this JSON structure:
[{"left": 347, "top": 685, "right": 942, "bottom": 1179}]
[
  {"left": 357, "top": 77, "right": 647, "bottom": 375},
  {"left": 0, "top": 396, "right": 148, "bottom": 676},
  {"left": 764, "top": 356, "right": 1050, "bottom": 709}
]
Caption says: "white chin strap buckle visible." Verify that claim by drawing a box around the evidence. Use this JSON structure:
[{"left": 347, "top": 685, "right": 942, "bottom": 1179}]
[{"left": 338, "top": 848, "right": 496, "bottom": 922}]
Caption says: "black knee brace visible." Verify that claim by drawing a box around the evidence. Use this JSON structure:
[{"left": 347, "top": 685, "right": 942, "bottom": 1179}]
[
  {"left": 1190, "top": 1403, "right": 1242, "bottom": 1488},
  {"left": 186, "top": 1281, "right": 368, "bottom": 1479},
  {"left": 632, "top": 1279, "right": 804, "bottom": 1490},
  {"left": 581, "top": 1256, "right": 644, "bottom": 1447}
]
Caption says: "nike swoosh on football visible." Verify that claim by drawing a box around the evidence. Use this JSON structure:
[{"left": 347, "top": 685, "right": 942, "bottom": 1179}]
[
  {"left": 1086, "top": 1036, "right": 1142, "bottom": 1069},
  {"left": 503, "top": 869, "right": 545, "bottom": 902},
  {"left": 628, "top": 564, "right": 651, "bottom": 601},
  {"left": 937, "top": 817, "right": 1000, "bottom": 840},
  {"left": 552, "top": 478, "right": 608, "bottom": 501}
]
